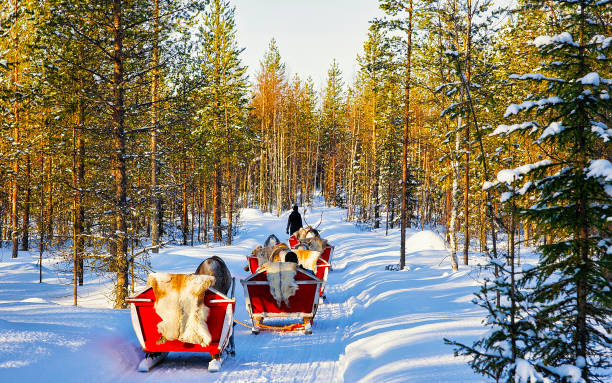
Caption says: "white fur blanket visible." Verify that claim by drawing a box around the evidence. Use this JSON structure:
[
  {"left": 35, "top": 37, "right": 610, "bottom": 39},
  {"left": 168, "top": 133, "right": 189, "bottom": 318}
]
[
  {"left": 263, "top": 262, "right": 298, "bottom": 307},
  {"left": 147, "top": 273, "right": 215, "bottom": 346}
]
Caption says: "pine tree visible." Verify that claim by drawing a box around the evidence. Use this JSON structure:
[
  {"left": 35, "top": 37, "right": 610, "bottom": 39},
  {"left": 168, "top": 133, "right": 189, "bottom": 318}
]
[
  {"left": 196, "top": 0, "right": 248, "bottom": 243},
  {"left": 449, "top": 0, "right": 612, "bottom": 380},
  {"left": 321, "top": 59, "right": 345, "bottom": 206},
  {"left": 376, "top": 0, "right": 416, "bottom": 269},
  {"left": 251, "top": 39, "right": 286, "bottom": 213},
  {"left": 358, "top": 28, "right": 389, "bottom": 228}
]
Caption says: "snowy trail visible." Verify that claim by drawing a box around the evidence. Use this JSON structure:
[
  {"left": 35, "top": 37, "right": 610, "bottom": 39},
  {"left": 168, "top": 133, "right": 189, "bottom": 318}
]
[{"left": 0, "top": 203, "right": 489, "bottom": 382}]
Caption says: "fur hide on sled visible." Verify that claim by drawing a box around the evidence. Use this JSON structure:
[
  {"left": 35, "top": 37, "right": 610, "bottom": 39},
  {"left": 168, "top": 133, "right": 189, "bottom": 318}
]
[
  {"left": 147, "top": 273, "right": 215, "bottom": 346},
  {"left": 293, "top": 249, "right": 322, "bottom": 273},
  {"left": 261, "top": 262, "right": 298, "bottom": 307}
]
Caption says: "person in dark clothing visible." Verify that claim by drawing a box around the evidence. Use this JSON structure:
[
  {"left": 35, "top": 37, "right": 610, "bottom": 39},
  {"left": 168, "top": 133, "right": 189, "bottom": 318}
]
[{"left": 286, "top": 205, "right": 303, "bottom": 235}]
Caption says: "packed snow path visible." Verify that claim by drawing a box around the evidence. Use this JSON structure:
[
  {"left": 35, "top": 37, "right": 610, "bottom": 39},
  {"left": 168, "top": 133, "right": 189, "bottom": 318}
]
[{"left": 0, "top": 203, "right": 489, "bottom": 382}]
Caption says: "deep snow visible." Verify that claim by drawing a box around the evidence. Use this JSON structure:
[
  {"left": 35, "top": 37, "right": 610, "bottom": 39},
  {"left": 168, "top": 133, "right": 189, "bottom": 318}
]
[{"left": 0, "top": 202, "right": 492, "bottom": 382}]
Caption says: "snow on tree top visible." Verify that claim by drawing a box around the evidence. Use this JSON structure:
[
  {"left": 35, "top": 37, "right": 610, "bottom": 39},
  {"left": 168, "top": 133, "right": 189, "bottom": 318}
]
[
  {"left": 590, "top": 34, "right": 612, "bottom": 49},
  {"left": 576, "top": 72, "right": 602, "bottom": 86},
  {"left": 509, "top": 73, "right": 564, "bottom": 82},
  {"left": 591, "top": 121, "right": 611, "bottom": 142},
  {"left": 504, "top": 97, "right": 563, "bottom": 118},
  {"left": 532, "top": 32, "right": 576, "bottom": 48},
  {"left": 491, "top": 121, "right": 538, "bottom": 136},
  {"left": 586, "top": 159, "right": 612, "bottom": 181},
  {"left": 496, "top": 160, "right": 553, "bottom": 184},
  {"left": 537, "top": 121, "right": 566, "bottom": 142}
]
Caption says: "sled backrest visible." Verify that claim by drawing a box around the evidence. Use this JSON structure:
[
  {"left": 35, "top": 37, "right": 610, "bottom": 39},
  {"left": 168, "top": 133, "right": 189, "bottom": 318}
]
[{"left": 242, "top": 268, "right": 321, "bottom": 315}]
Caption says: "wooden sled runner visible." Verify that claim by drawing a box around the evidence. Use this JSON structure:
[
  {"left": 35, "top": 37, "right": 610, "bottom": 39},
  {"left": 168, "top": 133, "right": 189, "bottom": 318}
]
[
  {"left": 241, "top": 267, "right": 322, "bottom": 334},
  {"left": 126, "top": 277, "right": 236, "bottom": 373}
]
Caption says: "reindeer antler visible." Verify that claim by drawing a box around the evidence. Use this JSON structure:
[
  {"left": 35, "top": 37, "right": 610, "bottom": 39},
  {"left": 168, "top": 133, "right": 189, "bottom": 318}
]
[{"left": 314, "top": 212, "right": 323, "bottom": 229}]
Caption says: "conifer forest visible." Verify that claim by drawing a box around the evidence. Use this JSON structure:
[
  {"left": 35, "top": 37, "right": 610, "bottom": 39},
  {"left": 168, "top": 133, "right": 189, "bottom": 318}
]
[{"left": 1, "top": 0, "right": 610, "bottom": 381}]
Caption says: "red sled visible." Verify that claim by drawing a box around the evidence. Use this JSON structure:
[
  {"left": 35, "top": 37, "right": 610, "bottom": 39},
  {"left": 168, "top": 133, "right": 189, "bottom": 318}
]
[
  {"left": 245, "top": 254, "right": 330, "bottom": 298},
  {"left": 288, "top": 235, "right": 299, "bottom": 248},
  {"left": 241, "top": 268, "right": 322, "bottom": 334},
  {"left": 246, "top": 253, "right": 260, "bottom": 274},
  {"left": 126, "top": 278, "right": 236, "bottom": 373}
]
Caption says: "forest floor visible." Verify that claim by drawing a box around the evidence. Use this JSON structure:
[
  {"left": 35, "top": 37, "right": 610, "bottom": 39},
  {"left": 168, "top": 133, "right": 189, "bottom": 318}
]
[{"left": 0, "top": 201, "right": 515, "bottom": 382}]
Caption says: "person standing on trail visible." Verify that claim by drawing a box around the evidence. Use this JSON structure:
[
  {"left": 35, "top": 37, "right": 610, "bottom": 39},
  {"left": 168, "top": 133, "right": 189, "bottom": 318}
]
[{"left": 286, "top": 205, "right": 303, "bottom": 235}]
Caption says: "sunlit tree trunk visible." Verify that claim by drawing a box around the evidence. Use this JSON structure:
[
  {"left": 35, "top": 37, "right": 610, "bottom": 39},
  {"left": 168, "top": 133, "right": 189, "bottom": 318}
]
[
  {"left": 10, "top": 0, "right": 20, "bottom": 258},
  {"left": 400, "top": 0, "right": 413, "bottom": 270},
  {"left": 213, "top": 166, "right": 222, "bottom": 242},
  {"left": 150, "top": 0, "right": 161, "bottom": 253},
  {"left": 112, "top": 0, "right": 129, "bottom": 309},
  {"left": 20, "top": 154, "right": 30, "bottom": 251}
]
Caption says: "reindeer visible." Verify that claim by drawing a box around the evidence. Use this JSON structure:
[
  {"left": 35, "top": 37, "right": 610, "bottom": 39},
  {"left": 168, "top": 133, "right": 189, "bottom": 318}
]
[{"left": 195, "top": 256, "right": 232, "bottom": 295}]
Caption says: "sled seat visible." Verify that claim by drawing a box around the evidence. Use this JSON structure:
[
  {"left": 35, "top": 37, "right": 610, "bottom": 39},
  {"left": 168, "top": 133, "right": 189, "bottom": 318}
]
[{"left": 246, "top": 253, "right": 329, "bottom": 297}]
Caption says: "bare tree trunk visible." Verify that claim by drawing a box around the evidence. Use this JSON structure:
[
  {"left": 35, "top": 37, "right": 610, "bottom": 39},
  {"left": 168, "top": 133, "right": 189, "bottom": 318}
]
[
  {"left": 225, "top": 104, "right": 233, "bottom": 245},
  {"left": 74, "top": 93, "right": 85, "bottom": 286},
  {"left": 112, "top": 0, "right": 129, "bottom": 309},
  {"left": 330, "top": 106, "right": 337, "bottom": 205},
  {"left": 203, "top": 182, "right": 208, "bottom": 243},
  {"left": 197, "top": 176, "right": 202, "bottom": 242},
  {"left": 463, "top": 134, "right": 470, "bottom": 265},
  {"left": 449, "top": 120, "right": 461, "bottom": 272},
  {"left": 276, "top": 118, "right": 283, "bottom": 215},
  {"left": 313, "top": 126, "right": 320, "bottom": 197},
  {"left": 190, "top": 185, "right": 195, "bottom": 246},
  {"left": 39, "top": 154, "right": 45, "bottom": 283},
  {"left": 10, "top": 0, "right": 20, "bottom": 258},
  {"left": 371, "top": 84, "right": 380, "bottom": 228},
  {"left": 386, "top": 177, "right": 391, "bottom": 236},
  {"left": 462, "top": 0, "right": 473, "bottom": 266},
  {"left": 10, "top": 95, "right": 19, "bottom": 257},
  {"left": 46, "top": 156, "right": 54, "bottom": 241},
  {"left": 213, "top": 166, "right": 222, "bottom": 242},
  {"left": 400, "top": 0, "right": 413, "bottom": 270},
  {"left": 259, "top": 97, "right": 266, "bottom": 211},
  {"left": 150, "top": 0, "right": 161, "bottom": 253},
  {"left": 182, "top": 161, "right": 188, "bottom": 246},
  {"left": 20, "top": 154, "right": 30, "bottom": 251},
  {"left": 227, "top": 166, "right": 233, "bottom": 245},
  {"left": 347, "top": 112, "right": 359, "bottom": 221}
]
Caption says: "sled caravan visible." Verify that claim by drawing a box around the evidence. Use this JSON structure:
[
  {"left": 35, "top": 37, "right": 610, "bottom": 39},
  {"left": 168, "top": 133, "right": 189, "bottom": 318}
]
[{"left": 126, "top": 225, "right": 334, "bottom": 373}]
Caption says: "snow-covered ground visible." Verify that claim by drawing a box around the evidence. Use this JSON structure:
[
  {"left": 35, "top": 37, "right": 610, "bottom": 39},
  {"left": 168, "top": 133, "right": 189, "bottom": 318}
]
[{"left": 0, "top": 202, "right": 493, "bottom": 382}]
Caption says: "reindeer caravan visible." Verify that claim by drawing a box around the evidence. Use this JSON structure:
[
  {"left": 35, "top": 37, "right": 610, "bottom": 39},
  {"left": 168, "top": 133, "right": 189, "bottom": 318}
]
[
  {"left": 126, "top": 256, "right": 236, "bottom": 373},
  {"left": 124, "top": 215, "right": 335, "bottom": 372},
  {"left": 241, "top": 226, "right": 334, "bottom": 334}
]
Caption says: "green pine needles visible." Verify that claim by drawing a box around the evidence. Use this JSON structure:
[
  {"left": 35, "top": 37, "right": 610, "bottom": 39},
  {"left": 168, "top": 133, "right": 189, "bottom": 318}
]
[{"left": 447, "top": 0, "right": 611, "bottom": 381}]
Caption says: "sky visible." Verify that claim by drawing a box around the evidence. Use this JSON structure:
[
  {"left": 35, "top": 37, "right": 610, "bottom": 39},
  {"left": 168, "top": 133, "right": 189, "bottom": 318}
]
[{"left": 233, "top": 0, "right": 385, "bottom": 90}]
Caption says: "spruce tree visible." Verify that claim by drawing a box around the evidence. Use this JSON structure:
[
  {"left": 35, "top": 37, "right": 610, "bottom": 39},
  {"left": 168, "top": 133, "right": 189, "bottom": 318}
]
[{"left": 449, "top": 0, "right": 612, "bottom": 380}]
